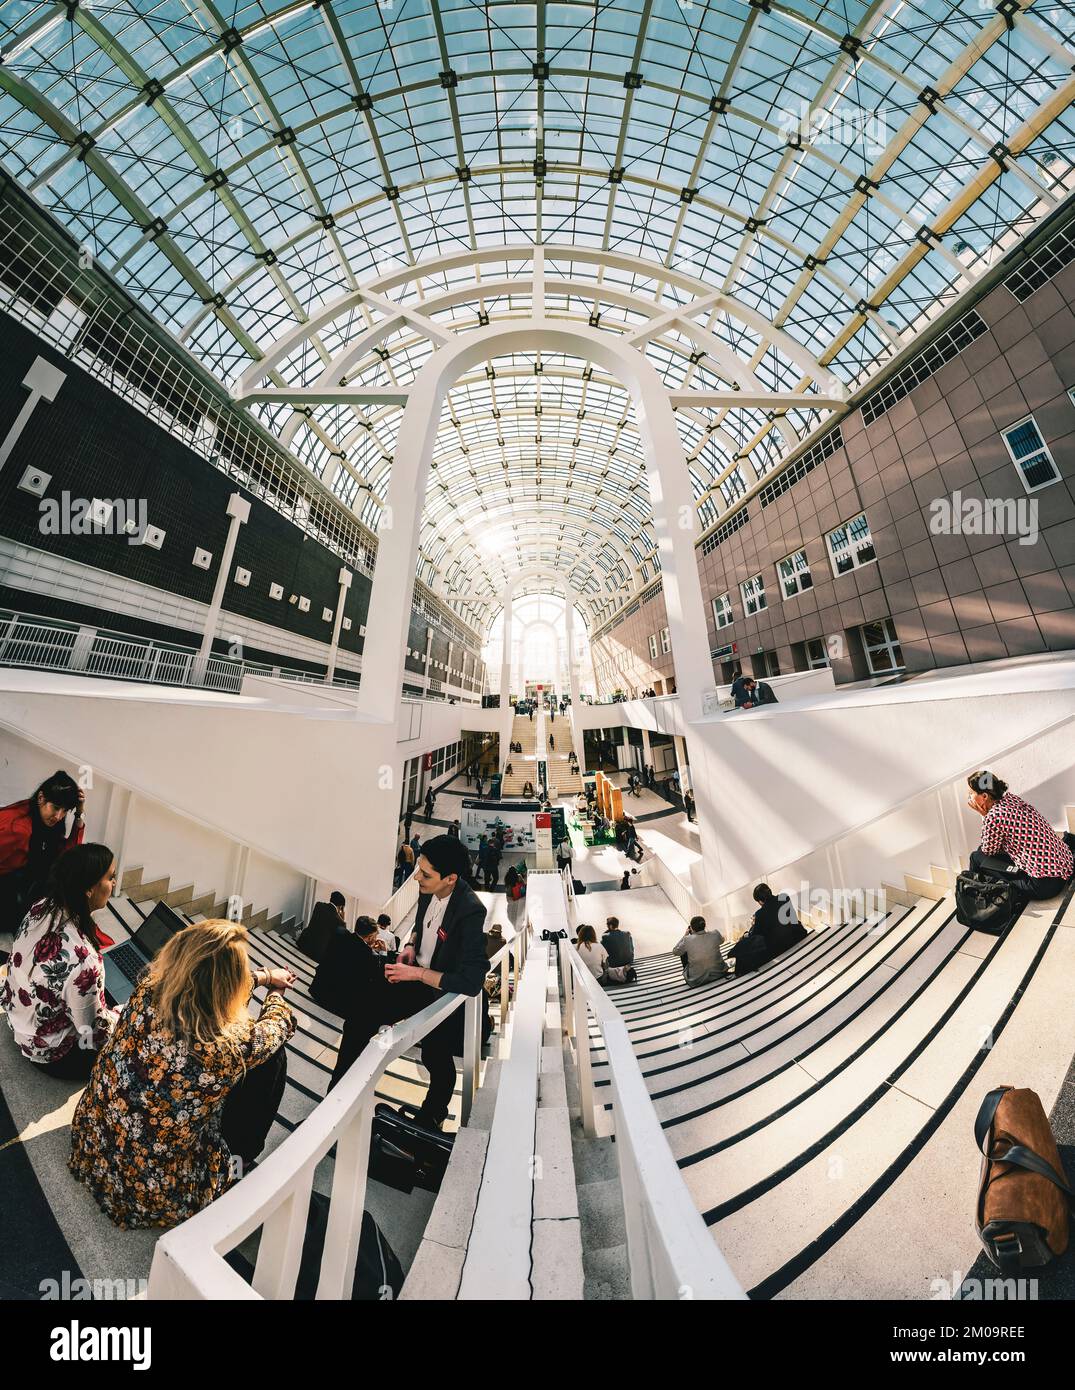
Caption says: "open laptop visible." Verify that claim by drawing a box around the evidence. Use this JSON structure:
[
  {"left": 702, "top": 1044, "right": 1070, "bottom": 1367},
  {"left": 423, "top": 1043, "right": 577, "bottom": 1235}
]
[{"left": 103, "top": 900, "right": 187, "bottom": 1006}]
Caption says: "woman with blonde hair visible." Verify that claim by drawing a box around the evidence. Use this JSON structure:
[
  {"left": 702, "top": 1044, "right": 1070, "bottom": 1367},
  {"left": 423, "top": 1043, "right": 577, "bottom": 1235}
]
[{"left": 69, "top": 919, "right": 295, "bottom": 1229}]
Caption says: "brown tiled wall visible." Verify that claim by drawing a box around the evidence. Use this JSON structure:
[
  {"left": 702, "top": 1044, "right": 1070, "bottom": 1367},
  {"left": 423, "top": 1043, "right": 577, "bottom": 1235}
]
[
  {"left": 592, "top": 250, "right": 1075, "bottom": 695},
  {"left": 591, "top": 587, "right": 677, "bottom": 695}
]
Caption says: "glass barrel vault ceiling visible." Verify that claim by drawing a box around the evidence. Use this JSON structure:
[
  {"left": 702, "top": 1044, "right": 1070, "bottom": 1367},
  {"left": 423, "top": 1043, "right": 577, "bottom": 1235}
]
[{"left": 0, "top": 0, "right": 1073, "bottom": 627}]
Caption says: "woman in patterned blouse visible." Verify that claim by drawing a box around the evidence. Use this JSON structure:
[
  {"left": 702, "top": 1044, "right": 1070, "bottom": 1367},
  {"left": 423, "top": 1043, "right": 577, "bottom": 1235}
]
[
  {"left": 1, "top": 843, "right": 118, "bottom": 1079},
  {"left": 967, "top": 769, "right": 1074, "bottom": 899},
  {"left": 69, "top": 919, "right": 295, "bottom": 1230}
]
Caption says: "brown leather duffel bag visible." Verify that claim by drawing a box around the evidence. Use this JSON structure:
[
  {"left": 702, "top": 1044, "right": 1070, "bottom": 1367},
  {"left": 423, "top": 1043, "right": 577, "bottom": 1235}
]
[{"left": 975, "top": 1086, "right": 1074, "bottom": 1270}]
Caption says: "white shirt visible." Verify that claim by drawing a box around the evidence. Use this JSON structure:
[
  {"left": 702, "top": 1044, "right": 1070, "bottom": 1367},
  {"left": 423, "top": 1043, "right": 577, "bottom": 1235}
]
[
  {"left": 577, "top": 941, "right": 608, "bottom": 980},
  {"left": 376, "top": 927, "right": 398, "bottom": 952},
  {"left": 415, "top": 892, "right": 451, "bottom": 968}
]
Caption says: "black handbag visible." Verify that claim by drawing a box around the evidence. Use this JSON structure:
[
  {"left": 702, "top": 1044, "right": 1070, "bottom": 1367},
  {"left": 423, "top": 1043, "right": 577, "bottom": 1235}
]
[
  {"left": 368, "top": 1103, "right": 454, "bottom": 1195},
  {"left": 955, "top": 871, "right": 1027, "bottom": 935}
]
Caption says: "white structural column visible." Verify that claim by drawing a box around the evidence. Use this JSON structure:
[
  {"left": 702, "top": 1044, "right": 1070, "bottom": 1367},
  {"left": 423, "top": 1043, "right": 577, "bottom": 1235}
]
[
  {"left": 325, "top": 566, "right": 352, "bottom": 684},
  {"left": 500, "top": 590, "right": 513, "bottom": 706},
  {"left": 640, "top": 725, "right": 653, "bottom": 777},
  {"left": 498, "top": 589, "right": 515, "bottom": 770},
  {"left": 420, "top": 626, "right": 433, "bottom": 696},
  {"left": 194, "top": 491, "right": 250, "bottom": 685},
  {"left": 564, "top": 597, "right": 583, "bottom": 764},
  {"left": 355, "top": 319, "right": 726, "bottom": 904},
  {"left": 673, "top": 734, "right": 692, "bottom": 794},
  {"left": 445, "top": 639, "right": 454, "bottom": 698}
]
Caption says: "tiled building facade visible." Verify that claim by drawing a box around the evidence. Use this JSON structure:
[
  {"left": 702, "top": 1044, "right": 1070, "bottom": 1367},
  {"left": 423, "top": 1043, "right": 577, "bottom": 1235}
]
[{"left": 592, "top": 214, "right": 1075, "bottom": 696}]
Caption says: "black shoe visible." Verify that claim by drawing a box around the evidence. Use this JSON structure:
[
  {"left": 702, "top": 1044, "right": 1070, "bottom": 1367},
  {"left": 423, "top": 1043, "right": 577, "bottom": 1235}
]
[{"left": 412, "top": 1108, "right": 445, "bottom": 1132}]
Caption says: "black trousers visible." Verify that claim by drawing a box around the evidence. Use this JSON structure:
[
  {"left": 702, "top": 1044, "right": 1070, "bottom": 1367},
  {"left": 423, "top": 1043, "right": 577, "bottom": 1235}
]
[
  {"left": 41, "top": 1044, "right": 99, "bottom": 1080},
  {"left": 329, "top": 979, "right": 464, "bottom": 1122},
  {"left": 969, "top": 849, "right": 1069, "bottom": 901},
  {"left": 220, "top": 1047, "right": 288, "bottom": 1166}
]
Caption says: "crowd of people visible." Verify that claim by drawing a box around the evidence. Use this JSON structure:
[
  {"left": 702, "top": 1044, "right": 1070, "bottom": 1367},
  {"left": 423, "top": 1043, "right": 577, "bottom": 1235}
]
[{"left": 5, "top": 746, "right": 1070, "bottom": 1241}]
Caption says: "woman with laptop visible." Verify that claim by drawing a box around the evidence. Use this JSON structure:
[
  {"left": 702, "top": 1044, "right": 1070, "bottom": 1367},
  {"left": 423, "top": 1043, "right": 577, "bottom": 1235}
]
[
  {"left": 69, "top": 919, "right": 296, "bottom": 1228},
  {"left": 0, "top": 842, "right": 119, "bottom": 1079}
]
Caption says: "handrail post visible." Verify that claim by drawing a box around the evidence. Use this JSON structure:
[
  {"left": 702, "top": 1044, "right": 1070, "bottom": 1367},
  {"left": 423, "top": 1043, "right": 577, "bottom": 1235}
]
[
  {"left": 561, "top": 943, "right": 575, "bottom": 1040},
  {"left": 315, "top": 1095, "right": 374, "bottom": 1299},
  {"left": 574, "top": 978, "right": 596, "bottom": 1138},
  {"left": 461, "top": 990, "right": 481, "bottom": 1126}
]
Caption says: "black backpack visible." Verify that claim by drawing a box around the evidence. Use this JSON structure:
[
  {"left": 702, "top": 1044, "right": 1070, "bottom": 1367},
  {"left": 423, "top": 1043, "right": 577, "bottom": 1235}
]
[{"left": 955, "top": 871, "right": 1028, "bottom": 935}]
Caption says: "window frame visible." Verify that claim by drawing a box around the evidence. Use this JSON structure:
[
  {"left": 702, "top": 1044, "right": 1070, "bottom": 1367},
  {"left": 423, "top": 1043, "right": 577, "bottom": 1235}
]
[
  {"left": 826, "top": 512, "right": 876, "bottom": 577},
  {"left": 647, "top": 633, "right": 658, "bottom": 659},
  {"left": 712, "top": 592, "right": 734, "bottom": 630},
  {"left": 1002, "top": 414, "right": 1061, "bottom": 495},
  {"left": 740, "top": 573, "right": 767, "bottom": 617},
  {"left": 860, "top": 618, "right": 904, "bottom": 675},
  {"left": 660, "top": 626, "right": 671, "bottom": 654},
  {"left": 777, "top": 548, "right": 813, "bottom": 600}
]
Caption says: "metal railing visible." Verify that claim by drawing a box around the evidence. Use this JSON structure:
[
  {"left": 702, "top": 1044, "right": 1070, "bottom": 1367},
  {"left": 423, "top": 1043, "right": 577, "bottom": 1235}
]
[
  {"left": 558, "top": 911, "right": 745, "bottom": 1300},
  {"left": 0, "top": 609, "right": 247, "bottom": 692},
  {"left": 149, "top": 927, "right": 527, "bottom": 1300}
]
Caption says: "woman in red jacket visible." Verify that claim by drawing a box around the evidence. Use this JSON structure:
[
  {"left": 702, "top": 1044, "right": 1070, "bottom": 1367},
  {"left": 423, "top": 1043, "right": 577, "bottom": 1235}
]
[{"left": 0, "top": 770, "right": 86, "bottom": 936}]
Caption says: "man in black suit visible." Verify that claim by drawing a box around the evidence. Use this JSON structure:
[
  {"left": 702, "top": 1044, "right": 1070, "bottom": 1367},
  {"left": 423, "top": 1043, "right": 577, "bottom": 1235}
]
[
  {"left": 295, "top": 891, "right": 346, "bottom": 963},
  {"left": 328, "top": 836, "right": 489, "bottom": 1130},
  {"left": 311, "top": 915, "right": 385, "bottom": 1016}
]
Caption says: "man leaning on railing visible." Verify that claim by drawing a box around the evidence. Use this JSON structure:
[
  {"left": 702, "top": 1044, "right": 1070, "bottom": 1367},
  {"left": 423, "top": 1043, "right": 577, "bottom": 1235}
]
[{"left": 327, "top": 835, "right": 489, "bottom": 1132}]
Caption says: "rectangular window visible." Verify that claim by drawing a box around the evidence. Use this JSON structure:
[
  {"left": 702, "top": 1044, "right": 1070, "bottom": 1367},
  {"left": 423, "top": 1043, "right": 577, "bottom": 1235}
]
[
  {"left": 861, "top": 618, "right": 904, "bottom": 675},
  {"left": 777, "top": 549, "right": 813, "bottom": 600},
  {"left": 827, "top": 513, "right": 876, "bottom": 576},
  {"left": 805, "top": 637, "right": 830, "bottom": 669},
  {"left": 1002, "top": 416, "right": 1061, "bottom": 493},
  {"left": 712, "top": 592, "right": 734, "bottom": 629},
  {"left": 741, "top": 573, "right": 767, "bottom": 616},
  {"left": 648, "top": 633, "right": 658, "bottom": 659},
  {"left": 660, "top": 627, "right": 671, "bottom": 654}
]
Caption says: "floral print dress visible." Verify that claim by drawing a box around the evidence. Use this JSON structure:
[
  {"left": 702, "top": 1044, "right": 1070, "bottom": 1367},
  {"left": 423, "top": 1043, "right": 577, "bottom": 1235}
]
[
  {"left": 68, "top": 978, "right": 295, "bottom": 1229},
  {"left": 0, "top": 901, "right": 116, "bottom": 1063}
]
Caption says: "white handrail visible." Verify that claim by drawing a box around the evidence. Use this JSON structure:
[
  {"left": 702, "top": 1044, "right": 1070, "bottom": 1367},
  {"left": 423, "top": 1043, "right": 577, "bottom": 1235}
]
[
  {"left": 558, "top": 923, "right": 744, "bottom": 1299},
  {"left": 149, "top": 929, "right": 526, "bottom": 1300}
]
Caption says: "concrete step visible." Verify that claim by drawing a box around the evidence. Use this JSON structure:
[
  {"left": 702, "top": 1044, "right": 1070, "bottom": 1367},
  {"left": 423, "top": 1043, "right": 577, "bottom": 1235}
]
[
  {"left": 1067, "top": 805, "right": 1075, "bottom": 833},
  {"left": 163, "top": 882, "right": 196, "bottom": 909},
  {"left": 120, "top": 864, "right": 144, "bottom": 893},
  {"left": 929, "top": 864, "right": 956, "bottom": 888},
  {"left": 130, "top": 874, "right": 170, "bottom": 903},
  {"left": 881, "top": 881, "right": 917, "bottom": 908},
  {"left": 903, "top": 873, "right": 945, "bottom": 901}
]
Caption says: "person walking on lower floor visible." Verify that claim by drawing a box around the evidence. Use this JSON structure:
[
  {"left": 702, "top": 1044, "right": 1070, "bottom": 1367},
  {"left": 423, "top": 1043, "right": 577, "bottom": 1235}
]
[
  {"left": 674, "top": 916, "right": 729, "bottom": 987},
  {"left": 68, "top": 920, "right": 295, "bottom": 1228},
  {"left": 328, "top": 836, "right": 489, "bottom": 1130},
  {"left": 966, "top": 769, "right": 1074, "bottom": 899}
]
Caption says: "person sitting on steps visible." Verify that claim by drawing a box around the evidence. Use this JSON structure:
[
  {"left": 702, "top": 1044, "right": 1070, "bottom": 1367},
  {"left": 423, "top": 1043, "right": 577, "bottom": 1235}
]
[
  {"left": 68, "top": 920, "right": 295, "bottom": 1227},
  {"left": 1, "top": 843, "right": 119, "bottom": 1079},
  {"left": 328, "top": 836, "right": 489, "bottom": 1131},
  {"left": 674, "top": 916, "right": 729, "bottom": 987},
  {"left": 966, "top": 769, "right": 1073, "bottom": 899},
  {"left": 728, "top": 884, "right": 807, "bottom": 977}
]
